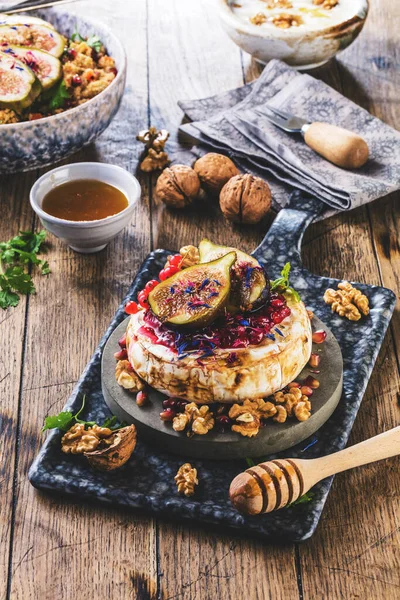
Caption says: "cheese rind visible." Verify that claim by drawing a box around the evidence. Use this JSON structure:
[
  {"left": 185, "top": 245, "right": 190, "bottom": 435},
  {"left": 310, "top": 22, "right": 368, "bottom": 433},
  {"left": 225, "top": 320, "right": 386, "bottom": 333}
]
[{"left": 126, "top": 296, "right": 312, "bottom": 404}]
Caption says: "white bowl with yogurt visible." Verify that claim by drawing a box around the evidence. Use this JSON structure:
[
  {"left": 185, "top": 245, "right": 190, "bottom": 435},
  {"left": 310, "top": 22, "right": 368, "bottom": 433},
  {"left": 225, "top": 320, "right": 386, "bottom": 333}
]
[{"left": 217, "top": 0, "right": 368, "bottom": 69}]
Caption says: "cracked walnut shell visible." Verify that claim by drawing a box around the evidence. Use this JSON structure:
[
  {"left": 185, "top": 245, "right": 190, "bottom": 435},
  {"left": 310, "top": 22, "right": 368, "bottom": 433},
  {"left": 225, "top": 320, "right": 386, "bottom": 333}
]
[
  {"left": 220, "top": 174, "right": 272, "bottom": 224},
  {"left": 61, "top": 423, "right": 137, "bottom": 470},
  {"left": 85, "top": 425, "right": 137, "bottom": 471},
  {"left": 156, "top": 165, "right": 200, "bottom": 208},
  {"left": 194, "top": 153, "right": 239, "bottom": 195}
]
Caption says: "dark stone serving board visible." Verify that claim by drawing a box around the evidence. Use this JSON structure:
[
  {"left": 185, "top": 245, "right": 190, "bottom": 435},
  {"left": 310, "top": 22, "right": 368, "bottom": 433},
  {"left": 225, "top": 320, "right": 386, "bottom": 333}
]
[{"left": 29, "top": 192, "right": 396, "bottom": 542}]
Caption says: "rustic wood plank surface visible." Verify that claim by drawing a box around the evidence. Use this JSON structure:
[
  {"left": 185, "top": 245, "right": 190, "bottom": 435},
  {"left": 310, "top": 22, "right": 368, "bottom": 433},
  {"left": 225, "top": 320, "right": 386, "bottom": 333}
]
[{"left": 0, "top": 0, "right": 399, "bottom": 599}]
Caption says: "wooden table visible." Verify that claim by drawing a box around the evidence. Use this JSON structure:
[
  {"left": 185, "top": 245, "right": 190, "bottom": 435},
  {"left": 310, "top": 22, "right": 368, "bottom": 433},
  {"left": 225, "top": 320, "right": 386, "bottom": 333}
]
[{"left": 1, "top": 1, "right": 399, "bottom": 598}]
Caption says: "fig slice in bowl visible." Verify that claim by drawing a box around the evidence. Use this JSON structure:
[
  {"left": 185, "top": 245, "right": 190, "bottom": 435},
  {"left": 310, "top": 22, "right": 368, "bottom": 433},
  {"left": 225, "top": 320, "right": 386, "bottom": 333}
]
[
  {"left": 198, "top": 239, "right": 267, "bottom": 311},
  {"left": 0, "top": 51, "right": 42, "bottom": 112},
  {"left": 0, "top": 24, "right": 65, "bottom": 57},
  {"left": 4, "top": 46, "right": 61, "bottom": 90},
  {"left": 148, "top": 251, "right": 236, "bottom": 329}
]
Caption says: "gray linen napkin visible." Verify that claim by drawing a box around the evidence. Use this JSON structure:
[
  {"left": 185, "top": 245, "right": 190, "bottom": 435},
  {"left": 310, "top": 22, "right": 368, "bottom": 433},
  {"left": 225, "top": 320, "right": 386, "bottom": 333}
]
[{"left": 179, "top": 60, "right": 400, "bottom": 214}]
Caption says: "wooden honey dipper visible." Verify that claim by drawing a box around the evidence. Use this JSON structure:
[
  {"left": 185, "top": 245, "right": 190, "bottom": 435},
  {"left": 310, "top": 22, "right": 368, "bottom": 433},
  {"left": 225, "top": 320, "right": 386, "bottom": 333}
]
[{"left": 229, "top": 426, "right": 400, "bottom": 515}]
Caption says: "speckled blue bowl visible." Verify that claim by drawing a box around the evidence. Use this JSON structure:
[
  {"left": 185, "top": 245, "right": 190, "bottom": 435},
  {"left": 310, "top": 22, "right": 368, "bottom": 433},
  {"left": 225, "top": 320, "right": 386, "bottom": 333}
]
[{"left": 0, "top": 10, "right": 126, "bottom": 173}]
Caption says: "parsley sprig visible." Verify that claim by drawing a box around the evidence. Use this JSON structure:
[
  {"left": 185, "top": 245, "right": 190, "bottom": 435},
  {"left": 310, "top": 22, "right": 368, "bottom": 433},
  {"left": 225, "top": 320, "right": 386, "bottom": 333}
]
[
  {"left": 42, "top": 395, "right": 126, "bottom": 433},
  {"left": 270, "top": 262, "right": 301, "bottom": 302},
  {"left": 0, "top": 230, "right": 50, "bottom": 309},
  {"left": 71, "top": 29, "right": 103, "bottom": 52}
]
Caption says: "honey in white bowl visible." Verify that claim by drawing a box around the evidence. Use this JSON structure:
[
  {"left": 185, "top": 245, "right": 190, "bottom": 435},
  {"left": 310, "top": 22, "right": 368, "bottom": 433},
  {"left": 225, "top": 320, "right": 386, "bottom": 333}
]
[{"left": 42, "top": 179, "right": 128, "bottom": 222}]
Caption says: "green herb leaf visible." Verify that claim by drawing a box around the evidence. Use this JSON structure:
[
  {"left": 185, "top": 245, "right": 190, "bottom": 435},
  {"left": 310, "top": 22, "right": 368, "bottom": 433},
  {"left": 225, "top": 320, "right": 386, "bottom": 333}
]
[
  {"left": 86, "top": 34, "right": 103, "bottom": 52},
  {"left": 47, "top": 79, "right": 70, "bottom": 111},
  {"left": 0, "top": 289, "right": 19, "bottom": 309},
  {"left": 71, "top": 29, "right": 85, "bottom": 43},
  {"left": 102, "top": 415, "right": 128, "bottom": 430},
  {"left": 270, "top": 262, "right": 301, "bottom": 302},
  {"left": 42, "top": 411, "right": 75, "bottom": 433},
  {"left": 42, "top": 396, "right": 122, "bottom": 434},
  {"left": 0, "top": 230, "right": 50, "bottom": 309},
  {"left": 288, "top": 491, "right": 314, "bottom": 507},
  {"left": 245, "top": 457, "right": 255, "bottom": 468}
]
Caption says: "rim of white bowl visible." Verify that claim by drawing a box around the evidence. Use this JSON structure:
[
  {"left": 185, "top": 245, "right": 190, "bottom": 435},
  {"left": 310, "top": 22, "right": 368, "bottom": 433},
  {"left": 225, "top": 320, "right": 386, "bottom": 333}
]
[
  {"left": 30, "top": 162, "right": 141, "bottom": 228},
  {"left": 217, "top": 0, "right": 369, "bottom": 39},
  {"left": 0, "top": 13, "right": 127, "bottom": 130}
]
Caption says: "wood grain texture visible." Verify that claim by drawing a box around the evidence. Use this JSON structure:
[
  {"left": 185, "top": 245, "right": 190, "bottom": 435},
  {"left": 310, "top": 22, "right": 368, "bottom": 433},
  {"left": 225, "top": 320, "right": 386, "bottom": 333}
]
[
  {"left": 0, "top": 172, "right": 36, "bottom": 600},
  {"left": 0, "top": 0, "right": 399, "bottom": 598},
  {"left": 5, "top": 2, "right": 158, "bottom": 600}
]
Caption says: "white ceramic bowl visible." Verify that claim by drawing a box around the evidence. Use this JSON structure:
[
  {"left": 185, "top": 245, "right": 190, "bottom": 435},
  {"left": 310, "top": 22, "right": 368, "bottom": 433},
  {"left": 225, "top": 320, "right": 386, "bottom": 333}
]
[
  {"left": 0, "top": 9, "right": 127, "bottom": 173},
  {"left": 30, "top": 163, "right": 141, "bottom": 253},
  {"left": 217, "top": 0, "right": 369, "bottom": 69}
]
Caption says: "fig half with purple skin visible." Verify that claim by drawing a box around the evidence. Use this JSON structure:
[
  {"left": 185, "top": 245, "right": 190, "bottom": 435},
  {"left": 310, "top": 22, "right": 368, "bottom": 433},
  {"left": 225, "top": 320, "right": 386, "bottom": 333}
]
[
  {"left": 198, "top": 239, "right": 267, "bottom": 312},
  {"left": 148, "top": 252, "right": 236, "bottom": 329},
  {"left": 0, "top": 51, "right": 42, "bottom": 112}
]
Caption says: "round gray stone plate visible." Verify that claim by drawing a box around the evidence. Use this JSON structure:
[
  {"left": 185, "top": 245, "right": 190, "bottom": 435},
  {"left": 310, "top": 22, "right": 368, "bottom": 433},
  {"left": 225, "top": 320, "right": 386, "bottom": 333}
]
[{"left": 102, "top": 316, "right": 343, "bottom": 460}]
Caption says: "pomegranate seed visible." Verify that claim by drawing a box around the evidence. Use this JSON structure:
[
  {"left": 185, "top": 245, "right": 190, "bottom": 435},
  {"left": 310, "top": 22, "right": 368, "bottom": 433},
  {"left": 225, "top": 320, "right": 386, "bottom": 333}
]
[
  {"left": 177, "top": 400, "right": 188, "bottom": 412},
  {"left": 118, "top": 333, "right": 127, "bottom": 348},
  {"left": 114, "top": 348, "right": 127, "bottom": 360},
  {"left": 288, "top": 381, "right": 301, "bottom": 388},
  {"left": 71, "top": 74, "right": 82, "bottom": 87},
  {"left": 169, "top": 254, "right": 183, "bottom": 268},
  {"left": 138, "top": 290, "right": 149, "bottom": 308},
  {"left": 312, "top": 330, "right": 327, "bottom": 344},
  {"left": 125, "top": 300, "right": 139, "bottom": 315},
  {"left": 110, "top": 67, "right": 118, "bottom": 76},
  {"left": 216, "top": 415, "right": 232, "bottom": 432},
  {"left": 162, "top": 398, "right": 177, "bottom": 409},
  {"left": 308, "top": 353, "right": 320, "bottom": 368},
  {"left": 145, "top": 279, "right": 159, "bottom": 292},
  {"left": 67, "top": 47, "right": 77, "bottom": 59},
  {"left": 271, "top": 311, "right": 284, "bottom": 324},
  {"left": 136, "top": 391, "right": 148, "bottom": 407},
  {"left": 270, "top": 298, "right": 284, "bottom": 308},
  {"left": 303, "top": 375, "right": 320, "bottom": 389},
  {"left": 160, "top": 408, "right": 176, "bottom": 422},
  {"left": 301, "top": 385, "right": 313, "bottom": 397}
]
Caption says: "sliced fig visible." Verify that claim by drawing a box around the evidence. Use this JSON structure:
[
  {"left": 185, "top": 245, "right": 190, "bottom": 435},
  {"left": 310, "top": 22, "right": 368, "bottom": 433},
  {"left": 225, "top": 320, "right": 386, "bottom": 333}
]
[
  {"left": 0, "top": 14, "right": 56, "bottom": 29},
  {"left": 0, "top": 24, "right": 65, "bottom": 57},
  {"left": 0, "top": 50, "right": 42, "bottom": 112},
  {"left": 3, "top": 46, "right": 61, "bottom": 89},
  {"left": 198, "top": 239, "right": 267, "bottom": 311},
  {"left": 148, "top": 252, "right": 237, "bottom": 329}
]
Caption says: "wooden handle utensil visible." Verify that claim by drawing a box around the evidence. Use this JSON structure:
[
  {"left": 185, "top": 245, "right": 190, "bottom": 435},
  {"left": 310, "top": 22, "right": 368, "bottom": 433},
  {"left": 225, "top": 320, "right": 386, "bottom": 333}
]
[
  {"left": 229, "top": 426, "right": 400, "bottom": 515},
  {"left": 303, "top": 122, "right": 369, "bottom": 169}
]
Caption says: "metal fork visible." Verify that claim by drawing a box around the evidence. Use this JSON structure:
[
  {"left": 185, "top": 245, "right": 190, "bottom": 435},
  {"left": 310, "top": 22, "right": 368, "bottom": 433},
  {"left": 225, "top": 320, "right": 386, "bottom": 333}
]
[{"left": 261, "top": 105, "right": 369, "bottom": 170}]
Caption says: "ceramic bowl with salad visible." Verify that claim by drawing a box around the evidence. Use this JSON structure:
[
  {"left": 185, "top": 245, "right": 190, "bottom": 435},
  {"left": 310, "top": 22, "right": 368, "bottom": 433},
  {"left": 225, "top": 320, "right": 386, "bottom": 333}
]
[{"left": 0, "top": 10, "right": 126, "bottom": 173}]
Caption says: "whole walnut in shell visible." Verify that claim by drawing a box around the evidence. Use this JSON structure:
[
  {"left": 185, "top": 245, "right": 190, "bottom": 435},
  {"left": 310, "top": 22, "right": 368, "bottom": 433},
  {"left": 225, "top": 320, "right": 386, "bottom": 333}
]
[
  {"left": 220, "top": 174, "right": 271, "bottom": 224},
  {"left": 194, "top": 153, "right": 239, "bottom": 195},
  {"left": 156, "top": 165, "right": 200, "bottom": 208}
]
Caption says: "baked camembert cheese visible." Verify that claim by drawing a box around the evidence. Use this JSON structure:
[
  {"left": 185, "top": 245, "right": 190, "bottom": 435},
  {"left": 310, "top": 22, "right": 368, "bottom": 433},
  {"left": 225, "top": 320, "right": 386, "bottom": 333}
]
[{"left": 124, "top": 240, "right": 312, "bottom": 405}]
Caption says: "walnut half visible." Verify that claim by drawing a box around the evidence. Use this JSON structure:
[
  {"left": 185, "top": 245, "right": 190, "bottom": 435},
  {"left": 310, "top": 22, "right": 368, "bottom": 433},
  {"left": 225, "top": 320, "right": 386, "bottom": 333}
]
[
  {"left": 61, "top": 423, "right": 137, "bottom": 471},
  {"left": 174, "top": 463, "right": 198, "bottom": 496}
]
